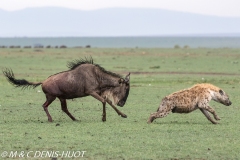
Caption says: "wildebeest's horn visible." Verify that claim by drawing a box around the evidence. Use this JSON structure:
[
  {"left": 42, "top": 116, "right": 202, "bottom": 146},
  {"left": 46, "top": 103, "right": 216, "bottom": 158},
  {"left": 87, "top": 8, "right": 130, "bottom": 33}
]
[{"left": 125, "top": 73, "right": 130, "bottom": 82}]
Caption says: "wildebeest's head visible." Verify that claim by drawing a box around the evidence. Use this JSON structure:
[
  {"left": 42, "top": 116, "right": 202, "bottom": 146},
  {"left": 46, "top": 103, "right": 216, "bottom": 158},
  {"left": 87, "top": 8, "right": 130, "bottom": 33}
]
[
  {"left": 105, "top": 73, "right": 130, "bottom": 107},
  {"left": 212, "top": 89, "right": 232, "bottom": 106}
]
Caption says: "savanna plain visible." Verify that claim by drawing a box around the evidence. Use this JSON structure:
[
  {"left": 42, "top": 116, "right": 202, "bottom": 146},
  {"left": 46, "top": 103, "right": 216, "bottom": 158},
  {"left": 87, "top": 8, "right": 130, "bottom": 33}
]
[{"left": 0, "top": 48, "right": 240, "bottom": 160}]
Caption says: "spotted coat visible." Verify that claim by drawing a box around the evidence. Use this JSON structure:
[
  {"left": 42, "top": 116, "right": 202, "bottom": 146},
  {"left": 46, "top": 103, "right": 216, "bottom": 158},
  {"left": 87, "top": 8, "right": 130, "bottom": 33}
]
[{"left": 147, "top": 83, "right": 232, "bottom": 124}]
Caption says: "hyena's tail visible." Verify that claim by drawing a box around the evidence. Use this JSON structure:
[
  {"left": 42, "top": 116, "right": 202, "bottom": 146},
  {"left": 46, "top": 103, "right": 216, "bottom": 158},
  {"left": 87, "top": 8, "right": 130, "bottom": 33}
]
[{"left": 2, "top": 68, "right": 42, "bottom": 89}]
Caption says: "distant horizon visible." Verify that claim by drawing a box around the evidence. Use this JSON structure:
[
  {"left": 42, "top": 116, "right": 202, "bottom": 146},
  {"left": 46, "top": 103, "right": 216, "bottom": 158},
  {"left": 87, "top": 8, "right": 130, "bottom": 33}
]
[
  {"left": 1, "top": 33, "right": 240, "bottom": 38},
  {"left": 0, "top": 0, "right": 240, "bottom": 17},
  {"left": 0, "top": 37, "right": 240, "bottom": 48},
  {"left": 1, "top": 7, "right": 240, "bottom": 37},
  {"left": 1, "top": 6, "right": 240, "bottom": 18}
]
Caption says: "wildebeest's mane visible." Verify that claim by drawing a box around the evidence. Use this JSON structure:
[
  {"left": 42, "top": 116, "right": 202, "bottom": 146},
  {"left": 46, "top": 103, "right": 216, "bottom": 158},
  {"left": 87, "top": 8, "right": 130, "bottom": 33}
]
[
  {"left": 94, "top": 64, "right": 122, "bottom": 78},
  {"left": 67, "top": 57, "right": 122, "bottom": 78},
  {"left": 67, "top": 57, "right": 94, "bottom": 70}
]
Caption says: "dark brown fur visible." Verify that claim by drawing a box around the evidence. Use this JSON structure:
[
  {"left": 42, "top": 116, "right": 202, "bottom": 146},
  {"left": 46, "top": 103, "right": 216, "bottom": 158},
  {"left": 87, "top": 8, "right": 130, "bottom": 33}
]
[{"left": 3, "top": 57, "right": 130, "bottom": 122}]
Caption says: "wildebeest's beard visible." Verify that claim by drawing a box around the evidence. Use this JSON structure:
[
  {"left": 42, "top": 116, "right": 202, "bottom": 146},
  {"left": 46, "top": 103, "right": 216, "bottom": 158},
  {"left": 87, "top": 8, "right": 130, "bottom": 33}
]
[
  {"left": 117, "top": 73, "right": 130, "bottom": 107},
  {"left": 102, "top": 83, "right": 130, "bottom": 107},
  {"left": 102, "top": 73, "right": 130, "bottom": 107},
  {"left": 117, "top": 85, "right": 130, "bottom": 107}
]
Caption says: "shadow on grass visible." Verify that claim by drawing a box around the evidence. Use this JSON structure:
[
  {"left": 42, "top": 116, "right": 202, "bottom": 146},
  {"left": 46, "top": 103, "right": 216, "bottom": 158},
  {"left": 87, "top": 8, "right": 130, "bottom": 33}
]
[{"left": 152, "top": 120, "right": 225, "bottom": 125}]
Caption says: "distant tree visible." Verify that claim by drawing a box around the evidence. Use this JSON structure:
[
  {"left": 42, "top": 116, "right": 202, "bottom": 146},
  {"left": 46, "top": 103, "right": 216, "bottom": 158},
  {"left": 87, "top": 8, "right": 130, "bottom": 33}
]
[
  {"left": 174, "top": 45, "right": 181, "bottom": 49},
  {"left": 60, "top": 45, "right": 67, "bottom": 48},
  {"left": 24, "top": 46, "right": 32, "bottom": 48},
  {"left": 34, "top": 44, "right": 44, "bottom": 48}
]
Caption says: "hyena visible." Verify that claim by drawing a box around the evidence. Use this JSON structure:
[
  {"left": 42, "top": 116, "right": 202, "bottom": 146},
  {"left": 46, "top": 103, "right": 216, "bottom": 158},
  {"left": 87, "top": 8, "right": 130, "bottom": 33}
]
[{"left": 147, "top": 83, "right": 232, "bottom": 124}]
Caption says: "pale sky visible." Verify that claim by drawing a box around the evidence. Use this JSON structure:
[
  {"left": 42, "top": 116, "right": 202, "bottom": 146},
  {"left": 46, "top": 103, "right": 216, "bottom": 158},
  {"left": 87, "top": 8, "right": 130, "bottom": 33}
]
[{"left": 0, "top": 0, "right": 240, "bottom": 17}]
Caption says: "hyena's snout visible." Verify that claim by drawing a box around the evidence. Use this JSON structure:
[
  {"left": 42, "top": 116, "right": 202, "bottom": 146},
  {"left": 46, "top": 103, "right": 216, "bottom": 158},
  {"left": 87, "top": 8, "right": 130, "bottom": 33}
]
[
  {"left": 226, "top": 101, "right": 232, "bottom": 106},
  {"left": 222, "top": 99, "right": 232, "bottom": 106},
  {"left": 219, "top": 95, "right": 232, "bottom": 106}
]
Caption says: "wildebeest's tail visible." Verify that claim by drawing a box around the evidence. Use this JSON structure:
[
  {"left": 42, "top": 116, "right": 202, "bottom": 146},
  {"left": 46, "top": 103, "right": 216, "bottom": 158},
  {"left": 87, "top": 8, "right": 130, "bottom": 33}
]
[{"left": 2, "top": 68, "right": 42, "bottom": 89}]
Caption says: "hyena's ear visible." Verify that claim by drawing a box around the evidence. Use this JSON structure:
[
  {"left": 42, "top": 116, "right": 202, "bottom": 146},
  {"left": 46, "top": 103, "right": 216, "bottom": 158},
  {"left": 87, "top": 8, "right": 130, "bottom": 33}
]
[{"left": 219, "top": 89, "right": 224, "bottom": 95}]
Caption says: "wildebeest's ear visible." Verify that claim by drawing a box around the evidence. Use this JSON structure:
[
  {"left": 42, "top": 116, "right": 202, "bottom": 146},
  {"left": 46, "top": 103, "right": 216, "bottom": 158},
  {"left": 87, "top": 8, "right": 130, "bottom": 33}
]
[
  {"left": 118, "top": 78, "right": 124, "bottom": 84},
  {"left": 125, "top": 73, "right": 130, "bottom": 83},
  {"left": 219, "top": 89, "right": 224, "bottom": 95}
]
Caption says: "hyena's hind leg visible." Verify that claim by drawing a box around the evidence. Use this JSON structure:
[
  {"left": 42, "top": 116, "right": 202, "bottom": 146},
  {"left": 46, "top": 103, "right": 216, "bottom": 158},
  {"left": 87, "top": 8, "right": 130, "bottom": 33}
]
[{"left": 147, "top": 104, "right": 171, "bottom": 124}]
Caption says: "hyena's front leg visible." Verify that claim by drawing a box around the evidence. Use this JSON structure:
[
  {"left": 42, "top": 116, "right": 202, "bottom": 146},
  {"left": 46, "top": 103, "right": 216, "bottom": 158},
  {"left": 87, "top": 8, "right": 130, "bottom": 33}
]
[
  {"left": 198, "top": 103, "right": 220, "bottom": 121},
  {"left": 200, "top": 108, "right": 218, "bottom": 124},
  {"left": 203, "top": 105, "right": 221, "bottom": 121}
]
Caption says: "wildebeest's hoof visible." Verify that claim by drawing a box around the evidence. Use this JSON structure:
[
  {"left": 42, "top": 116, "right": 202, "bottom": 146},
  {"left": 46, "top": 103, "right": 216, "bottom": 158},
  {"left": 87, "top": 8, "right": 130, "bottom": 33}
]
[
  {"left": 121, "top": 114, "right": 127, "bottom": 118},
  {"left": 102, "top": 118, "right": 106, "bottom": 122}
]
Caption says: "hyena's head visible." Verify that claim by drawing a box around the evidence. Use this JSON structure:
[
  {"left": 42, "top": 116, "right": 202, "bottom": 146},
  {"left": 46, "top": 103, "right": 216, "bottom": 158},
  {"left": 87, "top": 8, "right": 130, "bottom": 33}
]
[{"left": 212, "top": 89, "right": 232, "bottom": 106}]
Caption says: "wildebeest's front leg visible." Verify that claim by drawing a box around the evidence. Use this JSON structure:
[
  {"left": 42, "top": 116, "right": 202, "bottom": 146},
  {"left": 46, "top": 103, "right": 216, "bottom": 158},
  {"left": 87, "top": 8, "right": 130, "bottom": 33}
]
[
  {"left": 88, "top": 92, "right": 107, "bottom": 121},
  {"left": 200, "top": 108, "right": 218, "bottom": 124},
  {"left": 59, "top": 98, "right": 76, "bottom": 121},
  {"left": 102, "top": 102, "right": 106, "bottom": 122},
  {"left": 89, "top": 92, "right": 127, "bottom": 121},
  {"left": 105, "top": 98, "right": 127, "bottom": 118}
]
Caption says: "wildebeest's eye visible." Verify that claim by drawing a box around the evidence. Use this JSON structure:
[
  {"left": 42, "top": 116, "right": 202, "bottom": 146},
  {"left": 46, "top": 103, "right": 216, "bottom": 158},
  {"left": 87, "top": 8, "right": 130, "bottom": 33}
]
[{"left": 219, "top": 90, "right": 224, "bottom": 95}]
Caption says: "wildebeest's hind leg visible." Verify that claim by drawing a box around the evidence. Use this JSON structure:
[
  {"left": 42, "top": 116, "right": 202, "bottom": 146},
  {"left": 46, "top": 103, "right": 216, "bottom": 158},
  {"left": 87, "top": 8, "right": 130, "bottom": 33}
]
[
  {"left": 59, "top": 98, "right": 76, "bottom": 121},
  {"left": 42, "top": 95, "right": 56, "bottom": 122}
]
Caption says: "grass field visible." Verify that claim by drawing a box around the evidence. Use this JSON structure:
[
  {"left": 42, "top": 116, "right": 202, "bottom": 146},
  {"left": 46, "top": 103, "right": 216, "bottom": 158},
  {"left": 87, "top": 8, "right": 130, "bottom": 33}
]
[{"left": 0, "top": 48, "right": 240, "bottom": 160}]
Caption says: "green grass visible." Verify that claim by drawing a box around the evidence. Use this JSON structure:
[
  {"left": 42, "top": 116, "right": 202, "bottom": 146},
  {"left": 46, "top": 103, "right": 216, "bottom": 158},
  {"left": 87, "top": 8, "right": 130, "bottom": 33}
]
[{"left": 0, "top": 48, "right": 240, "bottom": 159}]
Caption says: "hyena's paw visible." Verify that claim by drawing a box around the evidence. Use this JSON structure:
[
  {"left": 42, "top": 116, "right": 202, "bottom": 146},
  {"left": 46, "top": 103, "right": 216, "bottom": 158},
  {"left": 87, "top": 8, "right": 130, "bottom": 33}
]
[
  {"left": 214, "top": 115, "right": 221, "bottom": 121},
  {"left": 147, "top": 114, "right": 155, "bottom": 124},
  {"left": 147, "top": 119, "right": 153, "bottom": 124}
]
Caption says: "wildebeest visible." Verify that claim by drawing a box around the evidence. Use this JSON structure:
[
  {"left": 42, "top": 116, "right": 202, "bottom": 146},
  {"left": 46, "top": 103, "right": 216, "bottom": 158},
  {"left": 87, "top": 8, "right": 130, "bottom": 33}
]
[{"left": 3, "top": 57, "right": 130, "bottom": 122}]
